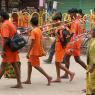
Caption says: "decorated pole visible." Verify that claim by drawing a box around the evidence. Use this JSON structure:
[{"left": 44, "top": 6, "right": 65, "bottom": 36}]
[{"left": 39, "top": 0, "right": 45, "bottom": 26}]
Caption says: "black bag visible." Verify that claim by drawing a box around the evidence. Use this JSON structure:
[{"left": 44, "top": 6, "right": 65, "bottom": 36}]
[
  {"left": 7, "top": 33, "right": 27, "bottom": 52},
  {"left": 57, "top": 28, "right": 73, "bottom": 48}
]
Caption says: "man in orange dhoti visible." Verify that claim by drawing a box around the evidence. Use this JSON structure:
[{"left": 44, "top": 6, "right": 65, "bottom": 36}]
[
  {"left": 61, "top": 9, "right": 87, "bottom": 79},
  {"left": 0, "top": 11, "right": 22, "bottom": 88},
  {"left": 23, "top": 16, "right": 52, "bottom": 86},
  {"left": 51, "top": 12, "right": 75, "bottom": 82}
]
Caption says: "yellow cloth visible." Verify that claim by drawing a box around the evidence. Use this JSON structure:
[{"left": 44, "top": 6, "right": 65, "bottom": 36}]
[
  {"left": 87, "top": 38, "right": 95, "bottom": 65},
  {"left": 90, "top": 68, "right": 95, "bottom": 94},
  {"left": 86, "top": 68, "right": 91, "bottom": 95},
  {"left": 87, "top": 38, "right": 95, "bottom": 94}
]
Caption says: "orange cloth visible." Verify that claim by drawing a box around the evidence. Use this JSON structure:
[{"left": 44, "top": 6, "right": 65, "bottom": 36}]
[
  {"left": 70, "top": 21, "right": 76, "bottom": 33},
  {"left": 22, "top": 14, "right": 29, "bottom": 27},
  {"left": 72, "top": 19, "right": 81, "bottom": 56},
  {"left": 67, "top": 19, "right": 81, "bottom": 56},
  {"left": 28, "top": 27, "right": 42, "bottom": 67},
  {"left": 66, "top": 41, "right": 80, "bottom": 56},
  {"left": 70, "top": 19, "right": 81, "bottom": 35},
  {"left": 1, "top": 20, "right": 19, "bottom": 63},
  {"left": 28, "top": 55, "right": 40, "bottom": 67},
  {"left": 72, "top": 41, "right": 81, "bottom": 56},
  {"left": 55, "top": 29, "right": 66, "bottom": 63},
  {"left": 29, "top": 27, "right": 43, "bottom": 57},
  {"left": 18, "top": 13, "right": 23, "bottom": 27}
]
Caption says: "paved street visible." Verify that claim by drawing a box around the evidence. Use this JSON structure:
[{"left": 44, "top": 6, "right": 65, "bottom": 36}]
[{"left": 0, "top": 53, "right": 86, "bottom": 95}]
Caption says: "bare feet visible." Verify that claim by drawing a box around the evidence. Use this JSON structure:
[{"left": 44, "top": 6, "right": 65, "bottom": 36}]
[
  {"left": 51, "top": 79, "right": 61, "bottom": 83},
  {"left": 60, "top": 74, "right": 69, "bottom": 79},
  {"left": 47, "top": 77, "right": 52, "bottom": 86},
  {"left": 69, "top": 73, "right": 75, "bottom": 81},
  {"left": 82, "top": 89, "right": 86, "bottom": 93},
  {"left": 22, "top": 80, "right": 31, "bottom": 84},
  {"left": 11, "top": 84, "right": 23, "bottom": 89}
]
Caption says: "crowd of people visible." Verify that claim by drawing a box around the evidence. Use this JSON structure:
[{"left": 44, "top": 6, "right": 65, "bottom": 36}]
[
  {"left": 8, "top": 7, "right": 40, "bottom": 29},
  {"left": 0, "top": 7, "right": 95, "bottom": 95}
]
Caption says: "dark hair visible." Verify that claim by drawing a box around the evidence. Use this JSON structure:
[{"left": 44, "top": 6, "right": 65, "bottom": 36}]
[
  {"left": 68, "top": 9, "right": 71, "bottom": 14},
  {"left": 30, "top": 16, "right": 38, "bottom": 26},
  {"left": 70, "top": 8, "right": 78, "bottom": 14},
  {"left": 52, "top": 12, "right": 62, "bottom": 21},
  {"left": 73, "top": 8, "right": 78, "bottom": 13},
  {"left": 0, "top": 11, "right": 9, "bottom": 20},
  {"left": 78, "top": 9, "right": 83, "bottom": 14}
]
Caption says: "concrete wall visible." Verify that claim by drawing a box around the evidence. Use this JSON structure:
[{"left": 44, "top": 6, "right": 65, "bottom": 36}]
[{"left": 57, "top": 0, "right": 95, "bottom": 14}]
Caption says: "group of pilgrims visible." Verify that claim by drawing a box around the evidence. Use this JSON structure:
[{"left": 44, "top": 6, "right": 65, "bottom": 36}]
[{"left": 0, "top": 7, "right": 95, "bottom": 95}]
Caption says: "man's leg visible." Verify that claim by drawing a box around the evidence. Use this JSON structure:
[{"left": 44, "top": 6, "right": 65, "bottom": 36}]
[
  {"left": 59, "top": 64, "right": 75, "bottom": 81},
  {"left": 48, "top": 48, "right": 55, "bottom": 61},
  {"left": 0, "top": 63, "right": 6, "bottom": 78},
  {"left": 43, "top": 49, "right": 55, "bottom": 63},
  {"left": 11, "top": 62, "right": 22, "bottom": 88},
  {"left": 23, "top": 62, "right": 32, "bottom": 84},
  {"left": 35, "top": 66, "right": 52, "bottom": 86},
  {"left": 74, "top": 56, "right": 87, "bottom": 70},
  {"left": 52, "top": 62, "right": 75, "bottom": 82},
  {"left": 61, "top": 54, "right": 71, "bottom": 78},
  {"left": 53, "top": 62, "right": 61, "bottom": 82},
  {"left": 17, "top": 62, "right": 21, "bottom": 76},
  {"left": 61, "top": 54, "right": 66, "bottom": 64},
  {"left": 44, "top": 40, "right": 55, "bottom": 63}
]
